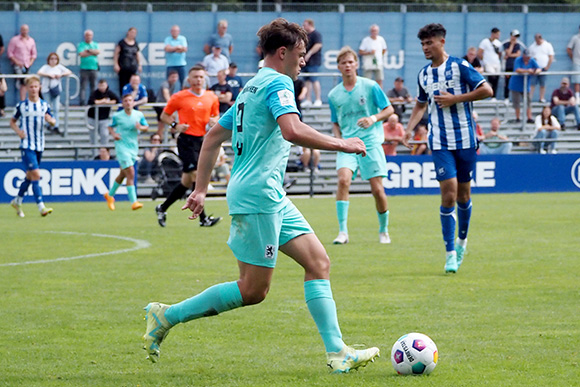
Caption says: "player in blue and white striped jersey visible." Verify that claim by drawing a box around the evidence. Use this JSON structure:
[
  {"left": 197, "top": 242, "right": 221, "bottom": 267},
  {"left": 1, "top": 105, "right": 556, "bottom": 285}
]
[
  {"left": 9, "top": 75, "right": 56, "bottom": 217},
  {"left": 403, "top": 23, "right": 493, "bottom": 274}
]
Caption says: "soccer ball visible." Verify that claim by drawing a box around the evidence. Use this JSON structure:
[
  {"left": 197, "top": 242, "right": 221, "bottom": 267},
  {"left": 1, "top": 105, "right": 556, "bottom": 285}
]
[{"left": 390, "top": 332, "right": 438, "bottom": 375}]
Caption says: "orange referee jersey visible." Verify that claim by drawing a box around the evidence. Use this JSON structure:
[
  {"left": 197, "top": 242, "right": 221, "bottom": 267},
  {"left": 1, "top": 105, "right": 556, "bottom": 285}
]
[{"left": 163, "top": 89, "right": 220, "bottom": 137}]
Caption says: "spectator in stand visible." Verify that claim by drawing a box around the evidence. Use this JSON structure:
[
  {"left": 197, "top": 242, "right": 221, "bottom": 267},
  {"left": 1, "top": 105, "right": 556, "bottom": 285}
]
[
  {"left": 138, "top": 133, "right": 162, "bottom": 183},
  {"left": 0, "top": 76, "right": 6, "bottom": 117},
  {"left": 7, "top": 25, "right": 37, "bottom": 101},
  {"left": 88, "top": 79, "right": 119, "bottom": 158},
  {"left": 210, "top": 69, "right": 233, "bottom": 115},
  {"left": 551, "top": 77, "right": 580, "bottom": 131},
  {"left": 114, "top": 27, "right": 141, "bottom": 95},
  {"left": 213, "top": 146, "right": 231, "bottom": 184},
  {"left": 473, "top": 111, "right": 485, "bottom": 143},
  {"left": 382, "top": 114, "right": 405, "bottom": 156},
  {"left": 534, "top": 105, "right": 561, "bottom": 154},
  {"left": 301, "top": 19, "right": 323, "bottom": 107},
  {"left": 478, "top": 27, "right": 502, "bottom": 100},
  {"left": 37, "top": 53, "right": 72, "bottom": 136},
  {"left": 94, "top": 147, "right": 113, "bottom": 161},
  {"left": 164, "top": 25, "right": 188, "bottom": 88},
  {"left": 528, "top": 34, "right": 554, "bottom": 103},
  {"left": 121, "top": 73, "right": 148, "bottom": 109},
  {"left": 77, "top": 29, "right": 100, "bottom": 106},
  {"left": 226, "top": 62, "right": 243, "bottom": 106},
  {"left": 202, "top": 46, "right": 229, "bottom": 86},
  {"left": 479, "top": 118, "right": 513, "bottom": 155},
  {"left": 154, "top": 70, "right": 179, "bottom": 138},
  {"left": 566, "top": 25, "right": 580, "bottom": 101},
  {"left": 0, "top": 33, "right": 4, "bottom": 64},
  {"left": 203, "top": 20, "right": 233, "bottom": 61},
  {"left": 502, "top": 30, "right": 523, "bottom": 103},
  {"left": 387, "top": 77, "right": 413, "bottom": 123},
  {"left": 463, "top": 47, "right": 483, "bottom": 73},
  {"left": 509, "top": 49, "right": 541, "bottom": 123},
  {"left": 411, "top": 123, "right": 429, "bottom": 155},
  {"left": 358, "top": 24, "right": 388, "bottom": 89}
]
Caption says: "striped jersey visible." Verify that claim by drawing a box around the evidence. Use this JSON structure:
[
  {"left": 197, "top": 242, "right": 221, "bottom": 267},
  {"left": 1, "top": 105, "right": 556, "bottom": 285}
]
[
  {"left": 13, "top": 99, "right": 53, "bottom": 152},
  {"left": 416, "top": 56, "right": 485, "bottom": 150}
]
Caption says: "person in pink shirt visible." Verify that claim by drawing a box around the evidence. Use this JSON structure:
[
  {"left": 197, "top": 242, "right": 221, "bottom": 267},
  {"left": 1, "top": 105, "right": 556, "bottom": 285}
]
[
  {"left": 7, "top": 24, "right": 37, "bottom": 101},
  {"left": 382, "top": 114, "right": 405, "bottom": 156}
]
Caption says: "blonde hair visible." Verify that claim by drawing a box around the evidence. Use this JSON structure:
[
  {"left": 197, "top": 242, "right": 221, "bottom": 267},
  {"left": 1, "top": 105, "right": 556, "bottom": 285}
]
[
  {"left": 337, "top": 46, "right": 358, "bottom": 64},
  {"left": 25, "top": 75, "right": 41, "bottom": 86}
]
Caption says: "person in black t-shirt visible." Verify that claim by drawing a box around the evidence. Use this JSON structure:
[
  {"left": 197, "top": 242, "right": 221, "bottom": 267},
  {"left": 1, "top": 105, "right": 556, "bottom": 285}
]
[
  {"left": 113, "top": 27, "right": 141, "bottom": 94},
  {"left": 302, "top": 19, "right": 323, "bottom": 107},
  {"left": 88, "top": 79, "right": 119, "bottom": 157},
  {"left": 210, "top": 69, "right": 233, "bottom": 115}
]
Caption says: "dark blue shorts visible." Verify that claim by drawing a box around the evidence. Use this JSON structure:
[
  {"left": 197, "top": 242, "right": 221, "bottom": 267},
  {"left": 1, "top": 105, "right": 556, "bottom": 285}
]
[
  {"left": 302, "top": 65, "right": 320, "bottom": 81},
  {"left": 21, "top": 148, "right": 42, "bottom": 171},
  {"left": 431, "top": 148, "right": 477, "bottom": 183}
]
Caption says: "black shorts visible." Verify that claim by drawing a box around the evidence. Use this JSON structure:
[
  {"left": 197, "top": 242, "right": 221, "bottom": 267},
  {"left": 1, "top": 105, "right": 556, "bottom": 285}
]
[{"left": 177, "top": 133, "right": 204, "bottom": 173}]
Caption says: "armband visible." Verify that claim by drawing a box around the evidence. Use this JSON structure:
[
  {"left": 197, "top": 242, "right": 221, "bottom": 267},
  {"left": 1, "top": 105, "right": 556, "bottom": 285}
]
[{"left": 370, "top": 115, "right": 377, "bottom": 123}]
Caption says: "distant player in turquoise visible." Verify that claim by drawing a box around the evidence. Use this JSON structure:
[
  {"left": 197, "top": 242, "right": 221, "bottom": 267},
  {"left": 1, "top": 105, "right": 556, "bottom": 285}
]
[
  {"left": 103, "top": 93, "right": 149, "bottom": 211},
  {"left": 403, "top": 23, "right": 493, "bottom": 273},
  {"left": 328, "top": 46, "right": 394, "bottom": 245},
  {"left": 143, "top": 18, "right": 380, "bottom": 373},
  {"left": 9, "top": 75, "right": 56, "bottom": 218}
]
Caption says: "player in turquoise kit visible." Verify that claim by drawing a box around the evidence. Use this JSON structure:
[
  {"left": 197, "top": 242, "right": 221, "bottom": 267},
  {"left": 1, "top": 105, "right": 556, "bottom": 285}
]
[
  {"left": 103, "top": 93, "right": 149, "bottom": 211},
  {"left": 143, "top": 18, "right": 380, "bottom": 373},
  {"left": 328, "top": 46, "right": 394, "bottom": 245}
]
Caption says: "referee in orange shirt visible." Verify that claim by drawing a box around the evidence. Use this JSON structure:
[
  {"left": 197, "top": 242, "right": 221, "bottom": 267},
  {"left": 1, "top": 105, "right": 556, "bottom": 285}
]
[{"left": 155, "top": 65, "right": 222, "bottom": 227}]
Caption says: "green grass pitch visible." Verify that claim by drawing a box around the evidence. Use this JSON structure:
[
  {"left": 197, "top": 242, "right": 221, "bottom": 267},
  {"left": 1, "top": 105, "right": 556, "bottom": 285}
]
[{"left": 1, "top": 193, "right": 579, "bottom": 386}]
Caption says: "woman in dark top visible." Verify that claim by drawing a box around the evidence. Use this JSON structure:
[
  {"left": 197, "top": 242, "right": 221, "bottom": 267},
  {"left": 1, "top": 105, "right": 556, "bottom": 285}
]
[{"left": 113, "top": 27, "right": 141, "bottom": 94}]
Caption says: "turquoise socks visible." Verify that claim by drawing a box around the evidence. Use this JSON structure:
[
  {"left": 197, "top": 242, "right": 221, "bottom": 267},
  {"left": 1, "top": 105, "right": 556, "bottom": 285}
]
[
  {"left": 108, "top": 181, "right": 120, "bottom": 197},
  {"left": 127, "top": 185, "right": 137, "bottom": 203},
  {"left": 378, "top": 210, "right": 389, "bottom": 233},
  {"left": 304, "top": 279, "right": 344, "bottom": 353},
  {"left": 164, "top": 281, "right": 243, "bottom": 325},
  {"left": 336, "top": 201, "right": 349, "bottom": 234}
]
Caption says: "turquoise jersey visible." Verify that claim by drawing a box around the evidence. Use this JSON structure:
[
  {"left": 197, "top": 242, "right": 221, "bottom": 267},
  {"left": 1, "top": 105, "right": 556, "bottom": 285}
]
[
  {"left": 109, "top": 109, "right": 147, "bottom": 159},
  {"left": 328, "top": 76, "right": 391, "bottom": 148},
  {"left": 219, "top": 67, "right": 300, "bottom": 215}
]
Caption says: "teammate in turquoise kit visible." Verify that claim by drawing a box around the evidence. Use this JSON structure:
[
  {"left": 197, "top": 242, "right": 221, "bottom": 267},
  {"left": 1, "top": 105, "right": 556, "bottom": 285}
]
[
  {"left": 328, "top": 46, "right": 394, "bottom": 245},
  {"left": 143, "top": 18, "right": 380, "bottom": 373},
  {"left": 103, "top": 93, "right": 149, "bottom": 211}
]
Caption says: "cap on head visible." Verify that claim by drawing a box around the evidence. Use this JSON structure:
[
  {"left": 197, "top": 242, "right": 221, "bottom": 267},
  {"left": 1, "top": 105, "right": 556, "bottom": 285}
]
[
  {"left": 510, "top": 29, "right": 520, "bottom": 37},
  {"left": 395, "top": 77, "right": 404, "bottom": 82}
]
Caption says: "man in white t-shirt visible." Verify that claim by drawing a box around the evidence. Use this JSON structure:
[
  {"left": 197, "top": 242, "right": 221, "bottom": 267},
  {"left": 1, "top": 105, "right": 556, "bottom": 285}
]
[
  {"left": 566, "top": 25, "right": 580, "bottom": 100},
  {"left": 528, "top": 33, "right": 554, "bottom": 103},
  {"left": 478, "top": 27, "right": 502, "bottom": 100},
  {"left": 358, "top": 24, "right": 387, "bottom": 88}
]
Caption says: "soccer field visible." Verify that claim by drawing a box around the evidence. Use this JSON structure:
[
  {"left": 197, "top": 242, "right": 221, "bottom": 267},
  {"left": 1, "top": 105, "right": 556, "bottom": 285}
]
[{"left": 1, "top": 193, "right": 579, "bottom": 386}]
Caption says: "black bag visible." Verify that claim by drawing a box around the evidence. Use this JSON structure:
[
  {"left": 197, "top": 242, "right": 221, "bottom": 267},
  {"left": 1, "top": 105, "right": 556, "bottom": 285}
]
[{"left": 49, "top": 85, "right": 60, "bottom": 98}]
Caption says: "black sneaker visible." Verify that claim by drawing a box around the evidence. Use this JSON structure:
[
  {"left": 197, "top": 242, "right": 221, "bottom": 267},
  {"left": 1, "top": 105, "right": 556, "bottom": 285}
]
[
  {"left": 200, "top": 215, "right": 222, "bottom": 227},
  {"left": 155, "top": 205, "right": 166, "bottom": 227}
]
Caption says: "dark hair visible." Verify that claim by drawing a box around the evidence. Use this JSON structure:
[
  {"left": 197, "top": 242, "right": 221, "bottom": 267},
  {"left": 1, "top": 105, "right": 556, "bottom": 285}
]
[
  {"left": 47, "top": 52, "right": 60, "bottom": 65},
  {"left": 97, "top": 79, "right": 108, "bottom": 84},
  {"left": 257, "top": 18, "right": 308, "bottom": 56},
  {"left": 167, "top": 70, "right": 179, "bottom": 77},
  {"left": 417, "top": 23, "right": 446, "bottom": 40},
  {"left": 491, "top": 27, "right": 500, "bottom": 34},
  {"left": 189, "top": 64, "right": 205, "bottom": 73}
]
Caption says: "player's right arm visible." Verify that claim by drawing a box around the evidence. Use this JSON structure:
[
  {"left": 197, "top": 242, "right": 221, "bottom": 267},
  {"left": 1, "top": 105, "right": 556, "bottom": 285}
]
[
  {"left": 402, "top": 101, "right": 427, "bottom": 149},
  {"left": 10, "top": 117, "right": 25, "bottom": 139}
]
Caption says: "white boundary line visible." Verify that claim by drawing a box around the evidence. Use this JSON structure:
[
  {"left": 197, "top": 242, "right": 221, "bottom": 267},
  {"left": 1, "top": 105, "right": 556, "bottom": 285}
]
[{"left": 0, "top": 231, "right": 151, "bottom": 267}]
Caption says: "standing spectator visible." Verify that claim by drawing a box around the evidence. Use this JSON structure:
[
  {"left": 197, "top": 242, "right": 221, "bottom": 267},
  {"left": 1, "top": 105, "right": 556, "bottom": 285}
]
[
  {"left": 77, "top": 29, "right": 100, "bottom": 106},
  {"left": 9, "top": 76, "right": 56, "bottom": 218},
  {"left": 534, "top": 105, "right": 560, "bottom": 154},
  {"left": 114, "top": 27, "right": 141, "bottom": 95},
  {"left": 358, "top": 24, "right": 388, "bottom": 89},
  {"left": 0, "top": 33, "right": 4, "bottom": 64},
  {"left": 463, "top": 47, "right": 483, "bottom": 73},
  {"left": 301, "top": 19, "right": 323, "bottom": 107},
  {"left": 226, "top": 62, "right": 243, "bottom": 105},
  {"left": 103, "top": 93, "right": 149, "bottom": 211},
  {"left": 566, "top": 25, "right": 580, "bottom": 101},
  {"left": 203, "top": 20, "right": 233, "bottom": 60},
  {"left": 210, "top": 69, "right": 233, "bottom": 115},
  {"left": 386, "top": 77, "right": 413, "bottom": 123},
  {"left": 164, "top": 25, "right": 188, "bottom": 88},
  {"left": 0, "top": 33, "right": 4, "bottom": 116},
  {"left": 7, "top": 24, "right": 37, "bottom": 101},
  {"left": 37, "top": 53, "right": 72, "bottom": 135},
  {"left": 478, "top": 27, "right": 502, "bottom": 100},
  {"left": 551, "top": 77, "right": 580, "bottom": 131},
  {"left": 509, "top": 50, "right": 541, "bottom": 123},
  {"left": 202, "top": 46, "right": 229, "bottom": 86},
  {"left": 528, "top": 34, "right": 554, "bottom": 103},
  {"left": 154, "top": 70, "right": 179, "bottom": 138},
  {"left": 87, "top": 79, "right": 119, "bottom": 157},
  {"left": 121, "top": 73, "right": 148, "bottom": 109},
  {"left": 502, "top": 30, "right": 523, "bottom": 103},
  {"left": 382, "top": 114, "right": 405, "bottom": 156},
  {"left": 478, "top": 118, "right": 513, "bottom": 155}
]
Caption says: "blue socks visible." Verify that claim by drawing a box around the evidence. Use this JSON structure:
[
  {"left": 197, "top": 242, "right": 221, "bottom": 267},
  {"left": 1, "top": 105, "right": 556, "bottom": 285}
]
[
  {"left": 127, "top": 185, "right": 137, "bottom": 203},
  {"left": 31, "top": 180, "right": 43, "bottom": 204},
  {"left": 440, "top": 206, "right": 456, "bottom": 252},
  {"left": 336, "top": 201, "right": 349, "bottom": 234},
  {"left": 378, "top": 210, "right": 389, "bottom": 233},
  {"left": 17, "top": 178, "right": 31, "bottom": 198},
  {"left": 457, "top": 200, "right": 472, "bottom": 242},
  {"left": 304, "top": 279, "right": 344, "bottom": 353},
  {"left": 164, "top": 281, "right": 243, "bottom": 325}
]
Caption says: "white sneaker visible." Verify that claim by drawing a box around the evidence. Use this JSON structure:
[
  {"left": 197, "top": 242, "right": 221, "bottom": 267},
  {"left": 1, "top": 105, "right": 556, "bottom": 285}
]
[
  {"left": 301, "top": 100, "right": 312, "bottom": 108},
  {"left": 550, "top": 149, "right": 558, "bottom": 154},
  {"left": 333, "top": 232, "right": 349, "bottom": 245},
  {"left": 10, "top": 198, "right": 25, "bottom": 218},
  {"left": 313, "top": 99, "right": 322, "bottom": 107},
  {"left": 540, "top": 148, "right": 547, "bottom": 154},
  {"left": 327, "top": 345, "right": 380, "bottom": 373},
  {"left": 379, "top": 232, "right": 391, "bottom": 244}
]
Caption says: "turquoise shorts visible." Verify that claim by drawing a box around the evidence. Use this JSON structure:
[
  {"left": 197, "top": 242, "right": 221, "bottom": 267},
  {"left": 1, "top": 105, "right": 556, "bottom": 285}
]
[
  {"left": 336, "top": 145, "right": 388, "bottom": 180},
  {"left": 227, "top": 198, "right": 313, "bottom": 268},
  {"left": 115, "top": 145, "right": 138, "bottom": 170}
]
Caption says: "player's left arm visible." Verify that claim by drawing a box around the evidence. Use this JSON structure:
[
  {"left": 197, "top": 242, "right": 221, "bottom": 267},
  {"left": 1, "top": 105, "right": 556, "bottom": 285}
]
[
  {"left": 135, "top": 114, "right": 149, "bottom": 132},
  {"left": 44, "top": 105, "right": 56, "bottom": 127}
]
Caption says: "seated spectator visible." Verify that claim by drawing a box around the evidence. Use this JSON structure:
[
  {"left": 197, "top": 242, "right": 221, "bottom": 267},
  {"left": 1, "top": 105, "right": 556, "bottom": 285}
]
[
  {"left": 37, "top": 52, "right": 72, "bottom": 135},
  {"left": 387, "top": 77, "right": 413, "bottom": 123},
  {"left": 551, "top": 77, "right": 580, "bottom": 131},
  {"left": 138, "top": 133, "right": 162, "bottom": 183},
  {"left": 299, "top": 147, "right": 321, "bottom": 174},
  {"left": 94, "top": 147, "right": 114, "bottom": 161},
  {"left": 202, "top": 46, "right": 229, "bottom": 86},
  {"left": 226, "top": 62, "right": 243, "bottom": 106},
  {"left": 213, "top": 146, "right": 231, "bottom": 184},
  {"left": 121, "top": 73, "right": 148, "bottom": 109},
  {"left": 411, "top": 123, "right": 429, "bottom": 155},
  {"left": 293, "top": 77, "right": 308, "bottom": 116},
  {"left": 534, "top": 105, "right": 560, "bottom": 154},
  {"left": 479, "top": 118, "right": 513, "bottom": 154},
  {"left": 155, "top": 70, "right": 180, "bottom": 138},
  {"left": 508, "top": 49, "right": 540, "bottom": 123},
  {"left": 382, "top": 114, "right": 405, "bottom": 156},
  {"left": 87, "top": 79, "right": 119, "bottom": 157},
  {"left": 210, "top": 69, "right": 233, "bottom": 115},
  {"left": 463, "top": 46, "right": 483, "bottom": 73}
]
